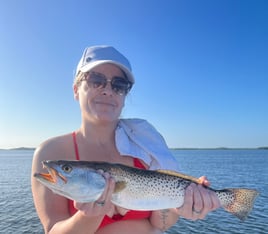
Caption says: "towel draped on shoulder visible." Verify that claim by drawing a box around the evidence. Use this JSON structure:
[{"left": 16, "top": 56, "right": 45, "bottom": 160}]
[{"left": 115, "top": 119, "right": 179, "bottom": 171}]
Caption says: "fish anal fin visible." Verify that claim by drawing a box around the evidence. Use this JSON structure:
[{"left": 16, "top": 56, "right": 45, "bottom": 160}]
[
  {"left": 114, "top": 181, "right": 127, "bottom": 193},
  {"left": 157, "top": 170, "right": 200, "bottom": 184}
]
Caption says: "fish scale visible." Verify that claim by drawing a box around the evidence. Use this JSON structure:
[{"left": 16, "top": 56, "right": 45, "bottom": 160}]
[
  {"left": 108, "top": 166, "right": 189, "bottom": 207},
  {"left": 34, "top": 160, "right": 259, "bottom": 221}
]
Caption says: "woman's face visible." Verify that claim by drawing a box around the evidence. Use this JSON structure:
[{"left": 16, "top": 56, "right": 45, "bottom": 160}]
[{"left": 74, "top": 63, "right": 128, "bottom": 125}]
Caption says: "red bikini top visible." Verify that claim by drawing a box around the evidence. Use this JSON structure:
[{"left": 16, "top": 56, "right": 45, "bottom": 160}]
[{"left": 68, "top": 132, "right": 152, "bottom": 229}]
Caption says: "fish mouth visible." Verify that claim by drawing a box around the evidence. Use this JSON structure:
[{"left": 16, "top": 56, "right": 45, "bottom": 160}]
[{"left": 34, "top": 161, "right": 67, "bottom": 184}]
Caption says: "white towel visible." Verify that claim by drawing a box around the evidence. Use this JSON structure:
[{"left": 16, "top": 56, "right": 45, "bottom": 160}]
[{"left": 115, "top": 118, "right": 179, "bottom": 171}]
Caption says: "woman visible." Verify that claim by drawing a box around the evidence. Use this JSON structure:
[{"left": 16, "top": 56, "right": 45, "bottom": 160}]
[{"left": 31, "top": 45, "right": 220, "bottom": 234}]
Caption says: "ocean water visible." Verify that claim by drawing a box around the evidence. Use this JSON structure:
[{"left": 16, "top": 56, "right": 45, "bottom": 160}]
[
  {"left": 166, "top": 149, "right": 268, "bottom": 234},
  {"left": 0, "top": 150, "right": 42, "bottom": 233},
  {"left": 0, "top": 149, "right": 267, "bottom": 233}
]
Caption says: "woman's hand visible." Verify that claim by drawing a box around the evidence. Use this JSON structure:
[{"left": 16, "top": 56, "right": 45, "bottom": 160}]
[
  {"left": 177, "top": 176, "right": 221, "bottom": 220},
  {"left": 74, "top": 171, "right": 116, "bottom": 218}
]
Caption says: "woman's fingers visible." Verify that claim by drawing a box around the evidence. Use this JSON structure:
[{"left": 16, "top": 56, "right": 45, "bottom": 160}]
[
  {"left": 75, "top": 172, "right": 116, "bottom": 217},
  {"left": 192, "top": 184, "right": 203, "bottom": 213},
  {"left": 95, "top": 172, "right": 114, "bottom": 204},
  {"left": 178, "top": 178, "right": 221, "bottom": 221}
]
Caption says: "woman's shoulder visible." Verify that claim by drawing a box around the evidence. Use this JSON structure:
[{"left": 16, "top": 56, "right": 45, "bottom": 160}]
[{"left": 33, "top": 133, "right": 74, "bottom": 162}]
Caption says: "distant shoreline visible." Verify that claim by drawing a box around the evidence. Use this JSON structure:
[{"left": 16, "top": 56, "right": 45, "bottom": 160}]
[
  {"left": 0, "top": 147, "right": 36, "bottom": 151},
  {"left": 170, "top": 147, "right": 268, "bottom": 150},
  {"left": 1, "top": 147, "right": 268, "bottom": 151}
]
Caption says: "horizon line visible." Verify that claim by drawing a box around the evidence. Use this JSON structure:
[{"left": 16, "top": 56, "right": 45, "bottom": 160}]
[{"left": 1, "top": 146, "right": 268, "bottom": 151}]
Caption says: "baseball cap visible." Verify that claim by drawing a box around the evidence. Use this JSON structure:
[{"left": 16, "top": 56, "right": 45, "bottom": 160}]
[{"left": 76, "top": 45, "right": 135, "bottom": 83}]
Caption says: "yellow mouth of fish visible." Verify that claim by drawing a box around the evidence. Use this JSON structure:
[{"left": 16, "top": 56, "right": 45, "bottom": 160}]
[{"left": 39, "top": 167, "right": 67, "bottom": 184}]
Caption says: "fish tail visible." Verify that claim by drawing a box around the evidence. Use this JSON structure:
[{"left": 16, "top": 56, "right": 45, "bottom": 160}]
[{"left": 216, "top": 188, "right": 259, "bottom": 221}]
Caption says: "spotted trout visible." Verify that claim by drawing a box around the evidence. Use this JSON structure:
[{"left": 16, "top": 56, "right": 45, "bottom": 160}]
[{"left": 34, "top": 160, "right": 259, "bottom": 221}]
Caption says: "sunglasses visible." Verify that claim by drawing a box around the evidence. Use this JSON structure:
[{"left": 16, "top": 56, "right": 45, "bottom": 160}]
[{"left": 82, "top": 72, "right": 133, "bottom": 95}]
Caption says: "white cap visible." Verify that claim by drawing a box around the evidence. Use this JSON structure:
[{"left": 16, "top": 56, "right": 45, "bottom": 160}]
[{"left": 76, "top": 45, "right": 135, "bottom": 83}]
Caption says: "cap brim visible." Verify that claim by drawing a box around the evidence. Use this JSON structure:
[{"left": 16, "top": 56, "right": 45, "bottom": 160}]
[{"left": 79, "top": 60, "right": 135, "bottom": 83}]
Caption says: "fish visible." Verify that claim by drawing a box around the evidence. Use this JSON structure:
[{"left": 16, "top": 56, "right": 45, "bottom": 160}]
[{"left": 34, "top": 160, "right": 259, "bottom": 221}]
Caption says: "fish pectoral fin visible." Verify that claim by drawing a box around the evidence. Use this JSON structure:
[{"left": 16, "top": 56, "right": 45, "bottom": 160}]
[
  {"left": 114, "top": 181, "right": 127, "bottom": 193},
  {"left": 156, "top": 170, "right": 200, "bottom": 184}
]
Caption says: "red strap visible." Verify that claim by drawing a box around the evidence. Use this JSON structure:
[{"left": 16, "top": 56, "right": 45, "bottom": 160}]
[
  {"left": 133, "top": 158, "right": 146, "bottom": 169},
  {"left": 72, "top": 132, "right": 80, "bottom": 160}
]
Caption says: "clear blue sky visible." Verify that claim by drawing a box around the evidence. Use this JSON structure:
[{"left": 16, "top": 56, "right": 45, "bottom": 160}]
[{"left": 1, "top": 0, "right": 267, "bottom": 149}]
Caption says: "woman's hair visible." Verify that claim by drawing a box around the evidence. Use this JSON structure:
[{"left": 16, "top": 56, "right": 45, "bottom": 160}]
[{"left": 73, "top": 71, "right": 87, "bottom": 86}]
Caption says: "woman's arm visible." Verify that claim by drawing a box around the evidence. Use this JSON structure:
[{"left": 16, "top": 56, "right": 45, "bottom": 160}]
[
  {"left": 150, "top": 209, "right": 179, "bottom": 232},
  {"left": 31, "top": 142, "right": 111, "bottom": 234}
]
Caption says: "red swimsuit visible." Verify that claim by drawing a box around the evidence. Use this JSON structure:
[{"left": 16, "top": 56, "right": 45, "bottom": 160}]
[{"left": 68, "top": 132, "right": 152, "bottom": 229}]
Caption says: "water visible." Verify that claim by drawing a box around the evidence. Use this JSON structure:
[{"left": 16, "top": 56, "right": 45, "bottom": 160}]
[
  {"left": 0, "top": 150, "right": 42, "bottom": 233},
  {"left": 0, "top": 149, "right": 267, "bottom": 233},
  {"left": 166, "top": 149, "right": 268, "bottom": 234}
]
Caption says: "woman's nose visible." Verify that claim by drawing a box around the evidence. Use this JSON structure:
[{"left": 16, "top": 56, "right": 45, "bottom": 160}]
[{"left": 101, "top": 82, "right": 113, "bottom": 95}]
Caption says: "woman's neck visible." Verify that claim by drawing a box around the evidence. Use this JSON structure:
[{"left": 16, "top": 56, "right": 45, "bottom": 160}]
[
  {"left": 79, "top": 120, "right": 118, "bottom": 146},
  {"left": 75, "top": 120, "right": 122, "bottom": 162}
]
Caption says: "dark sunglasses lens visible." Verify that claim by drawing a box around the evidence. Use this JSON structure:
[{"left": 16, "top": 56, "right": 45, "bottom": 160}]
[
  {"left": 87, "top": 72, "right": 132, "bottom": 95},
  {"left": 88, "top": 73, "right": 106, "bottom": 88},
  {"left": 112, "top": 77, "right": 131, "bottom": 95}
]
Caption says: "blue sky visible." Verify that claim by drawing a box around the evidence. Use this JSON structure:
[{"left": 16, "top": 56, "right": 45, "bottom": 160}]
[{"left": 1, "top": 0, "right": 267, "bottom": 149}]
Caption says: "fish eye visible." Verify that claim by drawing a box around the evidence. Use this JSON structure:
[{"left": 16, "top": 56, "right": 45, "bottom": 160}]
[{"left": 62, "top": 164, "right": 72, "bottom": 173}]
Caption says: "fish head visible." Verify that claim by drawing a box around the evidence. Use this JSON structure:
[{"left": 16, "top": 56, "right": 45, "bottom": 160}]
[{"left": 34, "top": 160, "right": 106, "bottom": 203}]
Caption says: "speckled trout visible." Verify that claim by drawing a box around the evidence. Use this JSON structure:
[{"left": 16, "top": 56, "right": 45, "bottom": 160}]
[{"left": 34, "top": 160, "right": 259, "bottom": 221}]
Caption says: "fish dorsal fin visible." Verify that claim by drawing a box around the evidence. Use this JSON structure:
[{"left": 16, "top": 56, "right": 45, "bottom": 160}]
[
  {"left": 156, "top": 170, "right": 201, "bottom": 184},
  {"left": 114, "top": 181, "right": 127, "bottom": 193}
]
